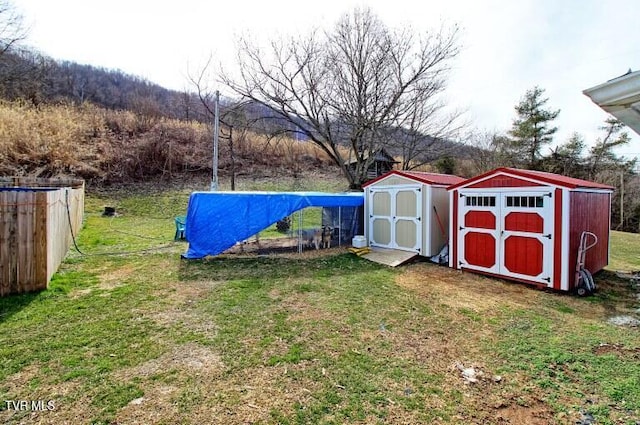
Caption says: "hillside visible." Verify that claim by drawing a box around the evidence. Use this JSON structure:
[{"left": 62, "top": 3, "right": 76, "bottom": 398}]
[
  {"left": 0, "top": 101, "right": 337, "bottom": 185},
  {"left": 0, "top": 50, "right": 202, "bottom": 120}
]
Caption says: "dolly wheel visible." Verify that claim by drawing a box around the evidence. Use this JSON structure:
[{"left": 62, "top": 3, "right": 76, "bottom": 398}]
[
  {"left": 583, "top": 269, "right": 596, "bottom": 294},
  {"left": 576, "top": 285, "right": 589, "bottom": 297}
]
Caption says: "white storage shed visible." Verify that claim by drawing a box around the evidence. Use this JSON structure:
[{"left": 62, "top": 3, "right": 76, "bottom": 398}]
[{"left": 363, "top": 171, "right": 465, "bottom": 257}]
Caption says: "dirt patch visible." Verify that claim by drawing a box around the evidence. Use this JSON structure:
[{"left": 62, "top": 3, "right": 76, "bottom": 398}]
[
  {"left": 69, "top": 264, "right": 136, "bottom": 298},
  {"left": 593, "top": 343, "right": 640, "bottom": 358},
  {"left": 194, "top": 363, "right": 322, "bottom": 424},
  {"left": 395, "top": 262, "right": 544, "bottom": 313},
  {"left": 146, "top": 279, "right": 220, "bottom": 338},
  {"left": 99, "top": 264, "right": 136, "bottom": 289},
  {"left": 1, "top": 364, "right": 41, "bottom": 394},
  {"left": 495, "top": 400, "right": 556, "bottom": 424},
  {"left": 113, "top": 362, "right": 323, "bottom": 425},
  {"left": 114, "top": 385, "right": 181, "bottom": 425},
  {"left": 281, "top": 292, "right": 331, "bottom": 322},
  {"left": 0, "top": 367, "right": 92, "bottom": 425},
  {"left": 115, "top": 343, "right": 224, "bottom": 380},
  {"left": 224, "top": 238, "right": 349, "bottom": 259},
  {"left": 608, "top": 315, "right": 640, "bottom": 327}
]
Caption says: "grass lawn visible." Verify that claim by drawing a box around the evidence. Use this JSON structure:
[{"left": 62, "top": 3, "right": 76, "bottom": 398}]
[{"left": 1, "top": 184, "right": 639, "bottom": 424}]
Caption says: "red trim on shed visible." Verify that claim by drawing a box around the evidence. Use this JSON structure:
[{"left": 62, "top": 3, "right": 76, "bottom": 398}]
[
  {"left": 553, "top": 188, "right": 562, "bottom": 291},
  {"left": 452, "top": 190, "right": 458, "bottom": 268},
  {"left": 363, "top": 170, "right": 465, "bottom": 188}
]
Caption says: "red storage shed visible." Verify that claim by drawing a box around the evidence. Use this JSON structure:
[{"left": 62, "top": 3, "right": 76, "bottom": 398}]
[{"left": 448, "top": 168, "right": 614, "bottom": 292}]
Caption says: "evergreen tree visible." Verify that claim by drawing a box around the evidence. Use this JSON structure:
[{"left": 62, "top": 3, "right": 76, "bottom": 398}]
[
  {"left": 588, "top": 117, "right": 633, "bottom": 180},
  {"left": 508, "top": 87, "right": 560, "bottom": 170},
  {"left": 545, "top": 132, "right": 586, "bottom": 177},
  {"left": 434, "top": 155, "right": 456, "bottom": 174}
]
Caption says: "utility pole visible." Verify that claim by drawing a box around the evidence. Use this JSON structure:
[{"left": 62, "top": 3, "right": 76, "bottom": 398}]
[
  {"left": 620, "top": 170, "right": 624, "bottom": 229},
  {"left": 211, "top": 90, "right": 220, "bottom": 191}
]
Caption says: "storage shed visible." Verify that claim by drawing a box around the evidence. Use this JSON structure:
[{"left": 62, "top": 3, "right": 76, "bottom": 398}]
[
  {"left": 448, "top": 168, "right": 614, "bottom": 292},
  {"left": 363, "top": 170, "right": 465, "bottom": 257}
]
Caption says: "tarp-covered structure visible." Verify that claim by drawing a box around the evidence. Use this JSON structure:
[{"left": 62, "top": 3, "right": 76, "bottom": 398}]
[{"left": 183, "top": 191, "right": 364, "bottom": 259}]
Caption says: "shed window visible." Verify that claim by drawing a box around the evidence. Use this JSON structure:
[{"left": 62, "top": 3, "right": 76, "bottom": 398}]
[
  {"left": 506, "top": 195, "right": 544, "bottom": 208},
  {"left": 465, "top": 195, "right": 496, "bottom": 207}
]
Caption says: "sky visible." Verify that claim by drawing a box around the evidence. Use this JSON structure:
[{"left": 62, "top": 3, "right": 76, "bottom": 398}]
[{"left": 15, "top": 0, "right": 640, "bottom": 158}]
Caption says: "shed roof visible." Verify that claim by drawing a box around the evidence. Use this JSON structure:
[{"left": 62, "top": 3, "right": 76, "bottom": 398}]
[
  {"left": 447, "top": 167, "right": 614, "bottom": 191},
  {"left": 363, "top": 170, "right": 466, "bottom": 187}
]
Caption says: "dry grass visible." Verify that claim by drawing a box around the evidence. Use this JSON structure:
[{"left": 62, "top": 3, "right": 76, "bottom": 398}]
[{"left": 0, "top": 101, "right": 337, "bottom": 183}]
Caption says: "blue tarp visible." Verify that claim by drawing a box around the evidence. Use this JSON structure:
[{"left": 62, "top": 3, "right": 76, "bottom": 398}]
[{"left": 183, "top": 191, "right": 364, "bottom": 259}]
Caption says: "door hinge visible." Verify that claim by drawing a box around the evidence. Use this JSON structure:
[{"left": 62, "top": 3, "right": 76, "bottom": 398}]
[
  {"left": 417, "top": 217, "right": 421, "bottom": 221},
  {"left": 542, "top": 277, "right": 551, "bottom": 282},
  {"left": 459, "top": 226, "right": 465, "bottom": 230},
  {"left": 543, "top": 234, "right": 552, "bottom": 239}
]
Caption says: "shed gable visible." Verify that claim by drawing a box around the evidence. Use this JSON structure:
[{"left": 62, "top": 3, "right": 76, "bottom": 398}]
[
  {"left": 466, "top": 175, "right": 545, "bottom": 189},
  {"left": 370, "top": 175, "right": 419, "bottom": 187}
]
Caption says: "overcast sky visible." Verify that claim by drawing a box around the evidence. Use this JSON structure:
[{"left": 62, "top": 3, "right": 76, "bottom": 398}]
[{"left": 16, "top": 0, "right": 640, "bottom": 158}]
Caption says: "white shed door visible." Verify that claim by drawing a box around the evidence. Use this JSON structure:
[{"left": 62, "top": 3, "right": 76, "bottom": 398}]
[
  {"left": 457, "top": 191, "right": 554, "bottom": 286},
  {"left": 368, "top": 186, "right": 422, "bottom": 253}
]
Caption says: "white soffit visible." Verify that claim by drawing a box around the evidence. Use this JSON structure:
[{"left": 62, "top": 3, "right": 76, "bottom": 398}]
[{"left": 583, "top": 69, "right": 640, "bottom": 136}]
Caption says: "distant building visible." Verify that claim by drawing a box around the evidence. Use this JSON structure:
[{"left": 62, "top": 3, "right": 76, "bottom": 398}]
[{"left": 345, "top": 148, "right": 399, "bottom": 180}]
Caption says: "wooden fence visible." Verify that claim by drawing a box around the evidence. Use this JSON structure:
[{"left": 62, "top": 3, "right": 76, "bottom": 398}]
[{"left": 0, "top": 177, "right": 84, "bottom": 297}]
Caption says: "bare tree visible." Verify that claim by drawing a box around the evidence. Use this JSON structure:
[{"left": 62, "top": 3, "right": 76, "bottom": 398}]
[
  {"left": 466, "top": 131, "right": 513, "bottom": 173},
  {"left": 221, "top": 8, "right": 460, "bottom": 189},
  {"left": 189, "top": 57, "right": 260, "bottom": 190},
  {"left": 0, "top": 0, "right": 27, "bottom": 57},
  {"left": 390, "top": 87, "right": 466, "bottom": 170}
]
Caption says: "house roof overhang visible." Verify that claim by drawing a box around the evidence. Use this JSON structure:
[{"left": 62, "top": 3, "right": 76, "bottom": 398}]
[{"left": 583, "top": 69, "right": 640, "bottom": 136}]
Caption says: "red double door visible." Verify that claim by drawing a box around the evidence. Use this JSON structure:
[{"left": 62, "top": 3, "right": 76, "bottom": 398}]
[{"left": 457, "top": 191, "right": 554, "bottom": 286}]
